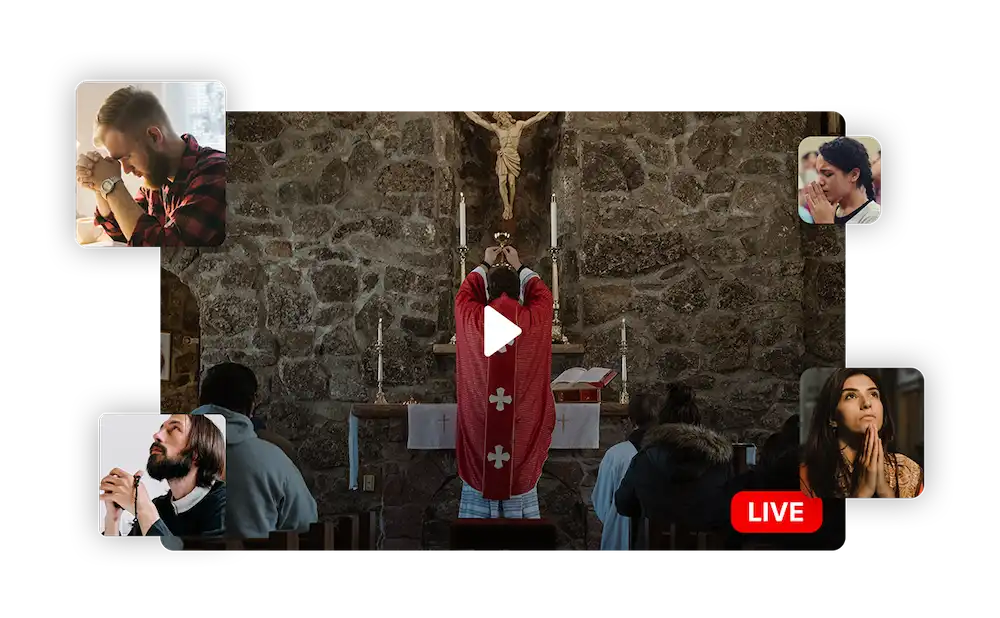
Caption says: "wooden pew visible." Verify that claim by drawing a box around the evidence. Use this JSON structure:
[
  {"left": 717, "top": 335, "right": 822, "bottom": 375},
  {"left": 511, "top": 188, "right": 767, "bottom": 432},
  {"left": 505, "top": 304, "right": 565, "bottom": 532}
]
[
  {"left": 333, "top": 515, "right": 360, "bottom": 550},
  {"left": 361, "top": 510, "right": 378, "bottom": 550},
  {"left": 449, "top": 518, "right": 558, "bottom": 550},
  {"left": 176, "top": 522, "right": 334, "bottom": 550},
  {"left": 629, "top": 517, "right": 778, "bottom": 561},
  {"left": 173, "top": 511, "right": 376, "bottom": 550},
  {"left": 631, "top": 517, "right": 728, "bottom": 550}
]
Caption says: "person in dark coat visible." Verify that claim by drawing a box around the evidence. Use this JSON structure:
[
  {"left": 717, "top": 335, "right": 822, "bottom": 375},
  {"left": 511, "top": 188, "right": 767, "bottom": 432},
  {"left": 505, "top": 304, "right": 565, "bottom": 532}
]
[
  {"left": 756, "top": 414, "right": 801, "bottom": 488},
  {"left": 614, "top": 384, "right": 734, "bottom": 531}
]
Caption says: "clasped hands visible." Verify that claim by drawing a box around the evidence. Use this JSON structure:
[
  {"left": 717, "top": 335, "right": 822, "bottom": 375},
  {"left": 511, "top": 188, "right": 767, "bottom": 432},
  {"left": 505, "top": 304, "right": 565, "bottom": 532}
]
[
  {"left": 802, "top": 182, "right": 836, "bottom": 224},
  {"left": 853, "top": 424, "right": 895, "bottom": 498},
  {"left": 484, "top": 245, "right": 521, "bottom": 269},
  {"left": 76, "top": 151, "right": 121, "bottom": 193},
  {"left": 99, "top": 468, "right": 153, "bottom": 522}
]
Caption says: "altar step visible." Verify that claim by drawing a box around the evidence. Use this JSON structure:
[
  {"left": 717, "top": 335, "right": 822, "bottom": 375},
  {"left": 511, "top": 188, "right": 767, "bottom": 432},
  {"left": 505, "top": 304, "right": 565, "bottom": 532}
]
[
  {"left": 352, "top": 402, "right": 628, "bottom": 418},
  {"left": 432, "top": 343, "right": 584, "bottom": 355}
]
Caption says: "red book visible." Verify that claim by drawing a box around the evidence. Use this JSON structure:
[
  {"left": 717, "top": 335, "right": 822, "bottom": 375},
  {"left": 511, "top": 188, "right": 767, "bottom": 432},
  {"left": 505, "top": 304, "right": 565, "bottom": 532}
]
[{"left": 551, "top": 367, "right": 617, "bottom": 403}]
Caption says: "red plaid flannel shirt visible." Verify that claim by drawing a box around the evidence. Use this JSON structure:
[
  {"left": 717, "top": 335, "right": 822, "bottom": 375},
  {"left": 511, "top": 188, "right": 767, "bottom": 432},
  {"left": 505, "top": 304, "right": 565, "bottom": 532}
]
[{"left": 94, "top": 134, "right": 227, "bottom": 247}]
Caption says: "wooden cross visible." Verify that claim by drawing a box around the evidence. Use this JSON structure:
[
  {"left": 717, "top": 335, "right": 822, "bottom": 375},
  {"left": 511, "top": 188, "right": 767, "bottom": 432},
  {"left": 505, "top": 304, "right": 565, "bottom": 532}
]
[{"left": 557, "top": 412, "right": 569, "bottom": 433}]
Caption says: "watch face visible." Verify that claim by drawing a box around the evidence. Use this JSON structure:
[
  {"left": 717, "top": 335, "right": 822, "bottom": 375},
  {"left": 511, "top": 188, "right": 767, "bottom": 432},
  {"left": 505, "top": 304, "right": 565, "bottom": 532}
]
[{"left": 102, "top": 179, "right": 114, "bottom": 193}]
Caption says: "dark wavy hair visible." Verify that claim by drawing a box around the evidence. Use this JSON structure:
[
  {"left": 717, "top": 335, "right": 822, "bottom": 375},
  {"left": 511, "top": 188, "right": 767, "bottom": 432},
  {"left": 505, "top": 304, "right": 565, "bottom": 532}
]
[
  {"left": 658, "top": 382, "right": 700, "bottom": 425},
  {"left": 186, "top": 415, "right": 227, "bottom": 487},
  {"left": 803, "top": 368, "right": 899, "bottom": 498},
  {"left": 818, "top": 137, "right": 876, "bottom": 201}
]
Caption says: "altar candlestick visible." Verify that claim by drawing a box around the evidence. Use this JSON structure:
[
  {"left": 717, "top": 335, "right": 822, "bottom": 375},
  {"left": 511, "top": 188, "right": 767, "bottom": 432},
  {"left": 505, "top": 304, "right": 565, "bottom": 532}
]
[
  {"left": 459, "top": 192, "right": 467, "bottom": 247},
  {"left": 550, "top": 193, "right": 557, "bottom": 247},
  {"left": 621, "top": 318, "right": 628, "bottom": 383},
  {"left": 378, "top": 319, "right": 384, "bottom": 379}
]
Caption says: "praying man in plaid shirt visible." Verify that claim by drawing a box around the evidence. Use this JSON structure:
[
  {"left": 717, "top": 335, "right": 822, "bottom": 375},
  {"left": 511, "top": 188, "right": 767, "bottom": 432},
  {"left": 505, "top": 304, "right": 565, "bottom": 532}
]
[{"left": 75, "top": 86, "right": 227, "bottom": 247}]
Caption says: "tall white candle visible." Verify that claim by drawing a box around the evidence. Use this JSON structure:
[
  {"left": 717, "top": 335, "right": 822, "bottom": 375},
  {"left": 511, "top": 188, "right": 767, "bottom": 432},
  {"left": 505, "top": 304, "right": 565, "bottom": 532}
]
[
  {"left": 377, "top": 317, "right": 383, "bottom": 383},
  {"left": 459, "top": 192, "right": 467, "bottom": 247},
  {"left": 621, "top": 318, "right": 627, "bottom": 382},
  {"left": 550, "top": 193, "right": 557, "bottom": 247}
]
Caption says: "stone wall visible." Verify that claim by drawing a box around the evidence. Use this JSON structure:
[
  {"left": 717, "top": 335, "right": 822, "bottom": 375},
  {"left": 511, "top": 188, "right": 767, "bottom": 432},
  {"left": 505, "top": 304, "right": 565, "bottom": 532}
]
[
  {"left": 161, "top": 269, "right": 201, "bottom": 414},
  {"left": 546, "top": 112, "right": 844, "bottom": 548},
  {"left": 553, "top": 112, "right": 845, "bottom": 444},
  {"left": 161, "top": 112, "right": 844, "bottom": 550}
]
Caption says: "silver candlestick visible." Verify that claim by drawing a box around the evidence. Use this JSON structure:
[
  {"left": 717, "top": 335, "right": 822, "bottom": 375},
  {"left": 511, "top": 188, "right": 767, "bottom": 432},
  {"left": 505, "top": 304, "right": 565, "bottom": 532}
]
[
  {"left": 619, "top": 317, "right": 629, "bottom": 404},
  {"left": 374, "top": 317, "right": 388, "bottom": 404},
  {"left": 549, "top": 246, "right": 570, "bottom": 344},
  {"left": 449, "top": 245, "right": 469, "bottom": 345}
]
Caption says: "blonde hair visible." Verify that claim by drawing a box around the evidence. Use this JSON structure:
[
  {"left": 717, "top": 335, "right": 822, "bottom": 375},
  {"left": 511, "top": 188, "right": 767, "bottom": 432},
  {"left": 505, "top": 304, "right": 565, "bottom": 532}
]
[{"left": 94, "top": 86, "right": 171, "bottom": 146}]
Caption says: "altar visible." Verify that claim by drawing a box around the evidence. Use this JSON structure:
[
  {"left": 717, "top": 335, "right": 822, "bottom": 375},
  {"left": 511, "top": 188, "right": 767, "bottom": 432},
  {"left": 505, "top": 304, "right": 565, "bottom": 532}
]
[{"left": 348, "top": 402, "right": 627, "bottom": 489}]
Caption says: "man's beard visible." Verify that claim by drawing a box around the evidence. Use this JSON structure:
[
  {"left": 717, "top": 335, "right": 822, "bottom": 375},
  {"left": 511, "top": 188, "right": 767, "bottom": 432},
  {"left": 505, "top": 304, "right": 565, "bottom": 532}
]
[
  {"left": 142, "top": 146, "right": 172, "bottom": 189},
  {"left": 146, "top": 444, "right": 194, "bottom": 481}
]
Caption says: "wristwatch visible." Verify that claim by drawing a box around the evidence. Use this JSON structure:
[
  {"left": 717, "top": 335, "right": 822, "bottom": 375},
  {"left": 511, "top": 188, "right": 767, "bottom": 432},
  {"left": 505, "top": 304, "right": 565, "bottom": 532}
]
[{"left": 100, "top": 176, "right": 122, "bottom": 199}]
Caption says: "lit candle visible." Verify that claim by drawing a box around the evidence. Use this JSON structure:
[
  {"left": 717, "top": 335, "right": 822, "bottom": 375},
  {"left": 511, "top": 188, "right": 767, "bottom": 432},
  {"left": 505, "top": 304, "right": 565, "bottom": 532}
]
[
  {"left": 621, "top": 317, "right": 626, "bottom": 344},
  {"left": 378, "top": 317, "right": 383, "bottom": 346},
  {"left": 459, "top": 192, "right": 467, "bottom": 247},
  {"left": 550, "top": 193, "right": 557, "bottom": 247}
]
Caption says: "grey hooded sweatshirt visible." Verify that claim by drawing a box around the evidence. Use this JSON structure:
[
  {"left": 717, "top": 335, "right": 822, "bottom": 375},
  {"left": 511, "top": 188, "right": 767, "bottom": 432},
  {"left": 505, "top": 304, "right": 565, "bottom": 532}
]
[{"left": 191, "top": 404, "right": 317, "bottom": 539}]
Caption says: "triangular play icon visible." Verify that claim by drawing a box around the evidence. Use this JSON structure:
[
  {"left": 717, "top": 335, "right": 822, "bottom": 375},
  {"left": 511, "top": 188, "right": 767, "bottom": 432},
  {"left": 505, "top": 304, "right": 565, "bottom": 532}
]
[{"left": 484, "top": 306, "right": 522, "bottom": 357}]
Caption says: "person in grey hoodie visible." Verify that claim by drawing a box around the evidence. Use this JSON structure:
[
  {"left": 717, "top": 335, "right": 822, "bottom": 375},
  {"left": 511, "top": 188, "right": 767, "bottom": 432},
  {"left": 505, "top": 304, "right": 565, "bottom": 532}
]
[{"left": 191, "top": 362, "right": 318, "bottom": 539}]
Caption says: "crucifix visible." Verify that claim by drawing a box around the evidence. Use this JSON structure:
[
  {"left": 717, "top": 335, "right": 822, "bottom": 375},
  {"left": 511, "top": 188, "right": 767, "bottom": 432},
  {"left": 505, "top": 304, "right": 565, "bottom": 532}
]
[{"left": 463, "top": 111, "right": 550, "bottom": 220}]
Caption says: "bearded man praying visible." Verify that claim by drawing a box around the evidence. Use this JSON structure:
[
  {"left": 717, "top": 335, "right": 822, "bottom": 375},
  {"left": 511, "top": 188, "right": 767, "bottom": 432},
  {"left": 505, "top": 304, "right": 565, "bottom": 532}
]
[{"left": 100, "top": 414, "right": 226, "bottom": 537}]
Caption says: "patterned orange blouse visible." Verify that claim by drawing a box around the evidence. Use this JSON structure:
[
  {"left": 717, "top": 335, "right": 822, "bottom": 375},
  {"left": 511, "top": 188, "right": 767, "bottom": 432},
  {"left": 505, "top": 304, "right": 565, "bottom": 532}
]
[{"left": 799, "top": 454, "right": 923, "bottom": 498}]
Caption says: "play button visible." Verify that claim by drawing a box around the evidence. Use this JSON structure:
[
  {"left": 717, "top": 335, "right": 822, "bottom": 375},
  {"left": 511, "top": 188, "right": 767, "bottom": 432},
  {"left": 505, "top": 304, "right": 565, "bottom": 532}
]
[{"left": 483, "top": 306, "right": 522, "bottom": 357}]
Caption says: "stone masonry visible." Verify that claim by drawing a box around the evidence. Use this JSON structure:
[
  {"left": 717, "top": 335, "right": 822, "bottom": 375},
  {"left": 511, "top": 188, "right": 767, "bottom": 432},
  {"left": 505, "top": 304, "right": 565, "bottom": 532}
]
[
  {"left": 161, "top": 269, "right": 202, "bottom": 414},
  {"left": 161, "top": 112, "right": 844, "bottom": 549}
]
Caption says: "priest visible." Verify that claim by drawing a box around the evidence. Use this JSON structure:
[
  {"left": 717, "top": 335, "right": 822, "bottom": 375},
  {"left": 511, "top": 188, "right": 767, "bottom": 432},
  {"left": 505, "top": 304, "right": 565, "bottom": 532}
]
[{"left": 454, "top": 244, "right": 555, "bottom": 518}]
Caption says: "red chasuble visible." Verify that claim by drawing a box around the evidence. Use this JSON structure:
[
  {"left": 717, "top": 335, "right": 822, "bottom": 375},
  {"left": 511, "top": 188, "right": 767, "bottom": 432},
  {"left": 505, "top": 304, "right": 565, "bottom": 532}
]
[{"left": 455, "top": 266, "right": 555, "bottom": 500}]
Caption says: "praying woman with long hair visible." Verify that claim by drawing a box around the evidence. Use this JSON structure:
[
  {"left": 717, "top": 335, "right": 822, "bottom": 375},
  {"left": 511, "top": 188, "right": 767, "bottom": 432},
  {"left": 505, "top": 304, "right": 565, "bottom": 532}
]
[
  {"left": 803, "top": 137, "right": 881, "bottom": 224},
  {"left": 800, "top": 369, "right": 922, "bottom": 499}
]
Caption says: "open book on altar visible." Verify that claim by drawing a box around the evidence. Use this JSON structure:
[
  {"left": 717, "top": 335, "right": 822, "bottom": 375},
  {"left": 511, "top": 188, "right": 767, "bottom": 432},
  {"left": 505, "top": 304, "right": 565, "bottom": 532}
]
[
  {"left": 551, "top": 367, "right": 617, "bottom": 390},
  {"left": 551, "top": 367, "right": 617, "bottom": 402}
]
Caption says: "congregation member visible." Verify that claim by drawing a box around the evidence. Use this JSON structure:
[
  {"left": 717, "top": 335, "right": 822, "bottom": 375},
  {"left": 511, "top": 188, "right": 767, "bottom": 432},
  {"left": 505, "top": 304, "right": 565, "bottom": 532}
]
[
  {"left": 592, "top": 393, "right": 660, "bottom": 550},
  {"left": 614, "top": 384, "right": 734, "bottom": 532},
  {"left": 192, "top": 363, "right": 318, "bottom": 537}
]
